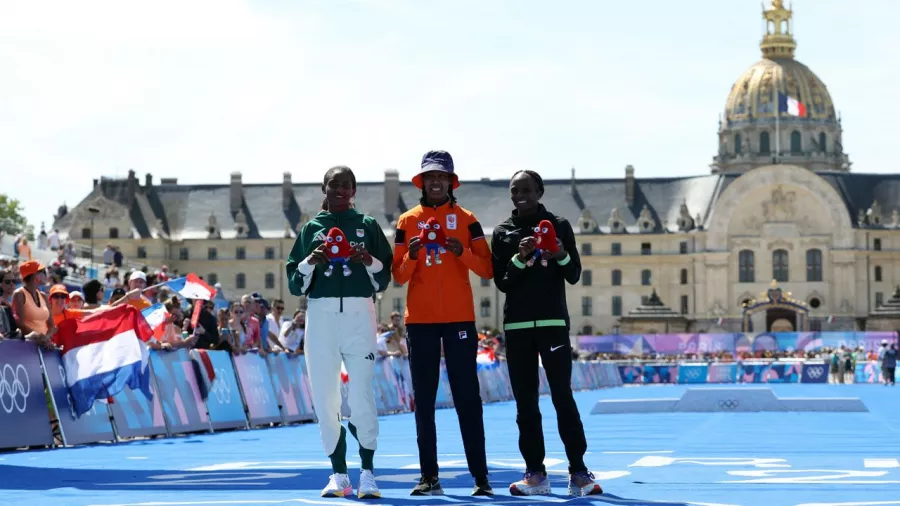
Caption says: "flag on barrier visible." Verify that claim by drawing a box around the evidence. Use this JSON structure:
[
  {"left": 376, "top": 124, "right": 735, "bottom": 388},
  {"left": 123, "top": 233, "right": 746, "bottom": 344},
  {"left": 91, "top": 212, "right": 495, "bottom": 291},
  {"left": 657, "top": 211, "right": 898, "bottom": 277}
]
[
  {"left": 191, "top": 349, "right": 217, "bottom": 400},
  {"left": 55, "top": 305, "right": 154, "bottom": 417}
]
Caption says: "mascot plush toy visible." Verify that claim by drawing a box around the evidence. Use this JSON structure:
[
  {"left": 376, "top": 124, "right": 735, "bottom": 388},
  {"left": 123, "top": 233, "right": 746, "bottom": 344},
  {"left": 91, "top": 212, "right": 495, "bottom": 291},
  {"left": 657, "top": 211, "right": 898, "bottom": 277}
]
[
  {"left": 527, "top": 219, "right": 559, "bottom": 267},
  {"left": 419, "top": 217, "right": 447, "bottom": 267},
  {"left": 323, "top": 227, "right": 353, "bottom": 277}
]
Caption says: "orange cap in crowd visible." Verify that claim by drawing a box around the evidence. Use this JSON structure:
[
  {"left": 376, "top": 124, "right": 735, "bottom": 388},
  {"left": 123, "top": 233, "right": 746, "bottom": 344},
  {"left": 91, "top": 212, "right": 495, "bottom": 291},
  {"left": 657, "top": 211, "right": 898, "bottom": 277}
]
[
  {"left": 18, "top": 260, "right": 45, "bottom": 279},
  {"left": 49, "top": 284, "right": 69, "bottom": 297}
]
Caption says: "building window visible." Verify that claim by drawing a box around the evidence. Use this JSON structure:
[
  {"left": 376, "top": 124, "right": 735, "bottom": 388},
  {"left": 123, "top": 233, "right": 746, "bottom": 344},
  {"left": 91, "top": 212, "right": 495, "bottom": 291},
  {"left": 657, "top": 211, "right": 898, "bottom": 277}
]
[
  {"left": 179, "top": 247, "right": 189, "bottom": 261},
  {"left": 611, "top": 269, "right": 622, "bottom": 286},
  {"left": 265, "top": 272, "right": 275, "bottom": 289},
  {"left": 611, "top": 296, "right": 622, "bottom": 316},
  {"left": 759, "top": 131, "right": 770, "bottom": 154},
  {"left": 265, "top": 247, "right": 276, "bottom": 260},
  {"left": 392, "top": 298, "right": 403, "bottom": 313},
  {"left": 236, "top": 247, "right": 246, "bottom": 260},
  {"left": 810, "top": 319, "right": 822, "bottom": 332},
  {"left": 679, "top": 241, "right": 688, "bottom": 254},
  {"left": 480, "top": 277, "right": 490, "bottom": 287},
  {"left": 806, "top": 248, "right": 823, "bottom": 282},
  {"left": 739, "top": 249, "right": 755, "bottom": 283},
  {"left": 680, "top": 295, "right": 689, "bottom": 315},
  {"left": 875, "top": 292, "right": 884, "bottom": 308},
  {"left": 208, "top": 247, "right": 217, "bottom": 260},
  {"left": 81, "top": 228, "right": 91, "bottom": 239},
  {"left": 581, "top": 296, "right": 593, "bottom": 316},
  {"left": 874, "top": 266, "right": 882, "bottom": 282},
  {"left": 581, "top": 325, "right": 593, "bottom": 335},
  {"left": 772, "top": 249, "right": 789, "bottom": 282},
  {"left": 611, "top": 243, "right": 621, "bottom": 256},
  {"left": 581, "top": 243, "right": 592, "bottom": 256},
  {"left": 137, "top": 246, "right": 147, "bottom": 259},
  {"left": 582, "top": 270, "right": 592, "bottom": 286},
  {"left": 207, "top": 273, "right": 218, "bottom": 286},
  {"left": 790, "top": 130, "right": 802, "bottom": 154},
  {"left": 641, "top": 269, "right": 651, "bottom": 286},
  {"left": 236, "top": 273, "right": 246, "bottom": 289},
  {"left": 109, "top": 227, "right": 119, "bottom": 239},
  {"left": 734, "top": 133, "right": 742, "bottom": 154},
  {"left": 641, "top": 242, "right": 652, "bottom": 255},
  {"left": 480, "top": 297, "right": 491, "bottom": 318},
  {"left": 680, "top": 268, "right": 688, "bottom": 285},
  {"left": 818, "top": 132, "right": 826, "bottom": 152},
  {"left": 873, "top": 238, "right": 882, "bottom": 251}
]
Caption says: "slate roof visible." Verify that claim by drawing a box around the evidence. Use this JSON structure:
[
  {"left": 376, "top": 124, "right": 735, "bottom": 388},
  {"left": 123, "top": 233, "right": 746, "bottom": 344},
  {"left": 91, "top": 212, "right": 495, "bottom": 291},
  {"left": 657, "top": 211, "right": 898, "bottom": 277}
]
[{"left": 53, "top": 170, "right": 900, "bottom": 240}]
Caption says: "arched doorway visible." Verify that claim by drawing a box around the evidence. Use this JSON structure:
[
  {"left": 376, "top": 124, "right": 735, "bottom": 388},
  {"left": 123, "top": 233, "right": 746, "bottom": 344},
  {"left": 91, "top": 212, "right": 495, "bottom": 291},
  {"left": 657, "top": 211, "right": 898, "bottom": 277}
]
[{"left": 742, "top": 280, "right": 809, "bottom": 332}]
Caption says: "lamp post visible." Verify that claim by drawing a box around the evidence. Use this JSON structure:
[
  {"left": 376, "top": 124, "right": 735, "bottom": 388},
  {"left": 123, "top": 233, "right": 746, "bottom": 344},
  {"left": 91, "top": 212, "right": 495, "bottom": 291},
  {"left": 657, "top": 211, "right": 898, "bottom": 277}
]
[{"left": 88, "top": 206, "right": 100, "bottom": 277}]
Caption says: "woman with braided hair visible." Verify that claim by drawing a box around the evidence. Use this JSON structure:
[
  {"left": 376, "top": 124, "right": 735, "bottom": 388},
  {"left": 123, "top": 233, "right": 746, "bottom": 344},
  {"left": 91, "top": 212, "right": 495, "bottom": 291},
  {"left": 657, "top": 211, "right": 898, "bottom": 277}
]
[{"left": 490, "top": 169, "right": 603, "bottom": 497}]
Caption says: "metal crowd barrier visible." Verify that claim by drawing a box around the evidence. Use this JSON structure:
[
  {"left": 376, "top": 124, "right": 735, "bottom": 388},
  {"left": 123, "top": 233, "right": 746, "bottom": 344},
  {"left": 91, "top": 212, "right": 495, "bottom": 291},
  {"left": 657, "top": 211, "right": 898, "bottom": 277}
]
[
  {"left": 0, "top": 340, "right": 624, "bottom": 450},
  {"left": 612, "top": 359, "right": 897, "bottom": 385}
]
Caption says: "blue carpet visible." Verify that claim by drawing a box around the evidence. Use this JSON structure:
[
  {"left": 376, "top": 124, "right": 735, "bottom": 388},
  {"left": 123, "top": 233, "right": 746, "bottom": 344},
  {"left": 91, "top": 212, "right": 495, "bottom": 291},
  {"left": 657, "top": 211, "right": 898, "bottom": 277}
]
[{"left": 1, "top": 384, "right": 898, "bottom": 506}]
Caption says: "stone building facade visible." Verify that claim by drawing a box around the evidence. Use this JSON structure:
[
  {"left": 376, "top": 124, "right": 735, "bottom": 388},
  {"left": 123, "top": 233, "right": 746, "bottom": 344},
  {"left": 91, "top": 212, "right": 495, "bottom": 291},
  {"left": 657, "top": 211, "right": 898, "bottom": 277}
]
[{"left": 52, "top": 2, "right": 900, "bottom": 335}]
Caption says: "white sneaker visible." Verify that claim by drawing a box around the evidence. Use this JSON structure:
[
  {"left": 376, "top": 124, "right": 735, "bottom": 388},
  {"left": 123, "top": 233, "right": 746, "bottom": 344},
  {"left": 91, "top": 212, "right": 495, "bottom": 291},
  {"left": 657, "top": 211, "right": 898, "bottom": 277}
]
[
  {"left": 321, "top": 473, "right": 352, "bottom": 497},
  {"left": 358, "top": 469, "right": 381, "bottom": 499}
]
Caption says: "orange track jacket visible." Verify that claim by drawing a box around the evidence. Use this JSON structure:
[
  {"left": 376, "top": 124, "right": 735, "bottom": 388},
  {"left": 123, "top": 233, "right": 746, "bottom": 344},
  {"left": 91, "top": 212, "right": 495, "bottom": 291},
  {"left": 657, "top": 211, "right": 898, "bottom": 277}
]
[{"left": 392, "top": 201, "right": 493, "bottom": 324}]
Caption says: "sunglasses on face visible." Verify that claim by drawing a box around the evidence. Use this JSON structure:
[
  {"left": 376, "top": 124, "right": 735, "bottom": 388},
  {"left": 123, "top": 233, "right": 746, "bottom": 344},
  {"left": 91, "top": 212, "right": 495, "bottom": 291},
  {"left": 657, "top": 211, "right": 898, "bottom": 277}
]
[
  {"left": 275, "top": 306, "right": 284, "bottom": 311},
  {"left": 1, "top": 279, "right": 15, "bottom": 285}
]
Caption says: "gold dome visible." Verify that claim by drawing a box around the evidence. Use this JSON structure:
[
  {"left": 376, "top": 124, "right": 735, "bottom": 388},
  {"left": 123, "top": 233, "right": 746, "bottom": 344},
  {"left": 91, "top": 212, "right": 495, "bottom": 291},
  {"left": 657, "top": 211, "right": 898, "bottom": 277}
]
[{"left": 723, "top": 1, "right": 837, "bottom": 124}]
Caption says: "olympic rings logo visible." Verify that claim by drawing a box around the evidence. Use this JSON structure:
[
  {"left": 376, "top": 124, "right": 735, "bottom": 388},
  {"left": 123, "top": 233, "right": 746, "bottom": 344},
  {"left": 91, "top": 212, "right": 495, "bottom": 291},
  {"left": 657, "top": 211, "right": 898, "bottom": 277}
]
[
  {"left": 684, "top": 368, "right": 702, "bottom": 380},
  {"left": 210, "top": 368, "right": 232, "bottom": 404},
  {"left": 717, "top": 399, "right": 740, "bottom": 410},
  {"left": 806, "top": 366, "right": 824, "bottom": 379},
  {"left": 0, "top": 363, "right": 31, "bottom": 414}
]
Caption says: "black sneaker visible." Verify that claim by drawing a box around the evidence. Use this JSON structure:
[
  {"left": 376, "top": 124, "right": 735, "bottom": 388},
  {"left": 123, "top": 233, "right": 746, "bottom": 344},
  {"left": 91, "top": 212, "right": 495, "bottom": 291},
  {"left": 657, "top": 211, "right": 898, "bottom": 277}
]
[
  {"left": 410, "top": 476, "right": 443, "bottom": 496},
  {"left": 472, "top": 476, "right": 494, "bottom": 496}
]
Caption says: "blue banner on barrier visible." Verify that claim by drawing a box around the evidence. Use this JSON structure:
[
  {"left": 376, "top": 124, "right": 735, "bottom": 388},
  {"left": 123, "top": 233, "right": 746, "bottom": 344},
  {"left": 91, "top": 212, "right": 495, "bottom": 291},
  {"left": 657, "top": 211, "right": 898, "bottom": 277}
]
[
  {"left": 232, "top": 352, "right": 281, "bottom": 426},
  {"left": 110, "top": 369, "right": 167, "bottom": 438},
  {"left": 266, "top": 353, "right": 315, "bottom": 423},
  {"left": 677, "top": 364, "right": 708, "bottom": 384},
  {"left": 435, "top": 359, "right": 453, "bottom": 409},
  {"left": 198, "top": 349, "right": 248, "bottom": 430},
  {"left": 150, "top": 349, "right": 211, "bottom": 434},
  {"left": 707, "top": 363, "right": 737, "bottom": 383},
  {"left": 618, "top": 364, "right": 642, "bottom": 384},
  {"left": 801, "top": 362, "right": 828, "bottom": 383},
  {"left": 40, "top": 349, "right": 115, "bottom": 446},
  {"left": 0, "top": 340, "right": 54, "bottom": 449},
  {"left": 855, "top": 361, "right": 897, "bottom": 384},
  {"left": 641, "top": 364, "right": 678, "bottom": 384}
]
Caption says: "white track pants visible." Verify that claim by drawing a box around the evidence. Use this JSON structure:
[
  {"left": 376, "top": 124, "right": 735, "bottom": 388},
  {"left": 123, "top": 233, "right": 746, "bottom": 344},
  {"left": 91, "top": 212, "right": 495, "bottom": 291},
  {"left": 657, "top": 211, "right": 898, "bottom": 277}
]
[{"left": 304, "top": 297, "right": 379, "bottom": 455}]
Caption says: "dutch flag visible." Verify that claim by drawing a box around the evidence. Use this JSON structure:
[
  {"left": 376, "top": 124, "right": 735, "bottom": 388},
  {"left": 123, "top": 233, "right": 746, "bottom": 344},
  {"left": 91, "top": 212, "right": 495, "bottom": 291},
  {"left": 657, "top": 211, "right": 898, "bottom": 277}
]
[
  {"left": 54, "top": 305, "right": 154, "bottom": 417},
  {"left": 778, "top": 92, "right": 807, "bottom": 117},
  {"left": 141, "top": 303, "right": 170, "bottom": 341},
  {"left": 164, "top": 273, "right": 216, "bottom": 301}
]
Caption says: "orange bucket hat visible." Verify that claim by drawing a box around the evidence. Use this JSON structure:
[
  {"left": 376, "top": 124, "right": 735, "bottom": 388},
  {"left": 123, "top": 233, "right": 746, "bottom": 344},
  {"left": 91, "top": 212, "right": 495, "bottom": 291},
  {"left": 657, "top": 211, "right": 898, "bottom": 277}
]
[{"left": 18, "top": 260, "right": 45, "bottom": 279}]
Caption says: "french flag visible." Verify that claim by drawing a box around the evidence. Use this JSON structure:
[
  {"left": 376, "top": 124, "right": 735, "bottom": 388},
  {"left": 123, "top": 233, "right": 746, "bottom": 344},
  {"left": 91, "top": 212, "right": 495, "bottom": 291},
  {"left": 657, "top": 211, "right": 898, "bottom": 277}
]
[
  {"left": 55, "top": 305, "right": 154, "bottom": 417},
  {"left": 778, "top": 92, "right": 806, "bottom": 117},
  {"left": 165, "top": 273, "right": 216, "bottom": 301},
  {"left": 141, "top": 303, "right": 170, "bottom": 341}
]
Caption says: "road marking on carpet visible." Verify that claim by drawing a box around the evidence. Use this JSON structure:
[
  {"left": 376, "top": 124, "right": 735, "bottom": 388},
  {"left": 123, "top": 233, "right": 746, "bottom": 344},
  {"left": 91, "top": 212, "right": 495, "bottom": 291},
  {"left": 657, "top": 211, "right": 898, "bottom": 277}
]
[{"left": 864, "top": 459, "right": 900, "bottom": 469}]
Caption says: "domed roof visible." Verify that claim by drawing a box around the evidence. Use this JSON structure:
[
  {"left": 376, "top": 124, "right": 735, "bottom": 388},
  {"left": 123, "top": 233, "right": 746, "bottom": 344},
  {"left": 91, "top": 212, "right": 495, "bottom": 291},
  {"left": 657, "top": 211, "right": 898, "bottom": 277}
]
[{"left": 723, "top": 1, "right": 837, "bottom": 125}]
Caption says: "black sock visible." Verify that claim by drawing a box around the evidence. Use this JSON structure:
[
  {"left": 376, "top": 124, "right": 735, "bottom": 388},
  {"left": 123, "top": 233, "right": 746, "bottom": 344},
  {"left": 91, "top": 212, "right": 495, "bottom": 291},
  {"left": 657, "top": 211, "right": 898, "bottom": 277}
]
[
  {"left": 329, "top": 425, "right": 348, "bottom": 474},
  {"left": 348, "top": 422, "right": 375, "bottom": 471}
]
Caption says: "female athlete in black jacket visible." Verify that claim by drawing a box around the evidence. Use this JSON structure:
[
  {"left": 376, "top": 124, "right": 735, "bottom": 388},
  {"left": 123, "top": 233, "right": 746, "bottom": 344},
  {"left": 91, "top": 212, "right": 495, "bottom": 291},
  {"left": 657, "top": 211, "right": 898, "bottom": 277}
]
[{"left": 490, "top": 170, "right": 603, "bottom": 497}]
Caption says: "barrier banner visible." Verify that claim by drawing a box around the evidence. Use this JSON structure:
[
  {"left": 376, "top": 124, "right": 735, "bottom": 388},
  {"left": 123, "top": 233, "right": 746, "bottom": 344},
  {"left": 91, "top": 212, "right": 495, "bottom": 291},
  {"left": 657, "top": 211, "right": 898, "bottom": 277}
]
[
  {"left": 800, "top": 362, "right": 828, "bottom": 383},
  {"left": 595, "top": 362, "right": 611, "bottom": 387},
  {"left": 232, "top": 352, "right": 281, "bottom": 426},
  {"left": 372, "top": 359, "right": 395, "bottom": 414},
  {"left": 40, "top": 349, "right": 115, "bottom": 446},
  {"left": 295, "top": 358, "right": 317, "bottom": 419},
  {"left": 109, "top": 369, "right": 167, "bottom": 438},
  {"left": 677, "top": 364, "right": 708, "bottom": 384},
  {"left": 0, "top": 340, "right": 54, "bottom": 449},
  {"left": 434, "top": 359, "right": 454, "bottom": 409},
  {"left": 854, "top": 361, "right": 895, "bottom": 384},
  {"left": 150, "top": 350, "right": 211, "bottom": 434},
  {"left": 477, "top": 360, "right": 511, "bottom": 403},
  {"left": 618, "top": 365, "right": 643, "bottom": 384},
  {"left": 782, "top": 362, "right": 802, "bottom": 383},
  {"left": 266, "top": 353, "right": 315, "bottom": 423},
  {"left": 761, "top": 363, "right": 785, "bottom": 383},
  {"left": 707, "top": 363, "right": 737, "bottom": 383},
  {"left": 195, "top": 350, "right": 247, "bottom": 431},
  {"left": 390, "top": 357, "right": 413, "bottom": 411},
  {"left": 538, "top": 363, "right": 551, "bottom": 395},
  {"left": 641, "top": 364, "right": 678, "bottom": 384},
  {"left": 739, "top": 363, "right": 765, "bottom": 383}
]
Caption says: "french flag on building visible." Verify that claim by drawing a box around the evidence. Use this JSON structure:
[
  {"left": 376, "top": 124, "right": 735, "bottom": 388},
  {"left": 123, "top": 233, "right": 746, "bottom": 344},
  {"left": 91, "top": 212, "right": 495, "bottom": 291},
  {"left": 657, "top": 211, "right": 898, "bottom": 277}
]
[
  {"left": 778, "top": 92, "right": 806, "bottom": 117},
  {"left": 141, "top": 303, "right": 170, "bottom": 341},
  {"left": 54, "top": 305, "right": 154, "bottom": 417},
  {"left": 165, "top": 273, "right": 216, "bottom": 301}
]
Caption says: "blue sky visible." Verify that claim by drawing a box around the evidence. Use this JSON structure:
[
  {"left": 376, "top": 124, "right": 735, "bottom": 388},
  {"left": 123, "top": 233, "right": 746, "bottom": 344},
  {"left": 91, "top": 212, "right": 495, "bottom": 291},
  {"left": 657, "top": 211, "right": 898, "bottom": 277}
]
[{"left": 1, "top": 0, "right": 897, "bottom": 230}]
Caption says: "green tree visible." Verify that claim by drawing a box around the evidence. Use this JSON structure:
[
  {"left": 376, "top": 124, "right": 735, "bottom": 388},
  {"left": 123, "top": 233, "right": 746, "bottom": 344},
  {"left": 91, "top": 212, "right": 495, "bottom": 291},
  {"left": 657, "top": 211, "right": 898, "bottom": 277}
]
[{"left": 0, "top": 194, "right": 28, "bottom": 236}]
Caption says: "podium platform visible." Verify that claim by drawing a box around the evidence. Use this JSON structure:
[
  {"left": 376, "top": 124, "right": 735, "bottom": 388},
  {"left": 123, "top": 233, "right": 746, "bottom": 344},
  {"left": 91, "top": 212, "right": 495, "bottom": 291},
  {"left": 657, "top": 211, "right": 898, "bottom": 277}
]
[{"left": 591, "top": 387, "right": 869, "bottom": 414}]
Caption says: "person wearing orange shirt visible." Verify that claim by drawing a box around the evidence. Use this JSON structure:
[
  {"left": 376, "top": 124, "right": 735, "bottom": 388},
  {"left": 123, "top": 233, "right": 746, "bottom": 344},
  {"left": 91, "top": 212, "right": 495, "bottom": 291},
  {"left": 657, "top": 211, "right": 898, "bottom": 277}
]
[
  {"left": 391, "top": 150, "right": 494, "bottom": 496},
  {"left": 123, "top": 271, "right": 153, "bottom": 311}
]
